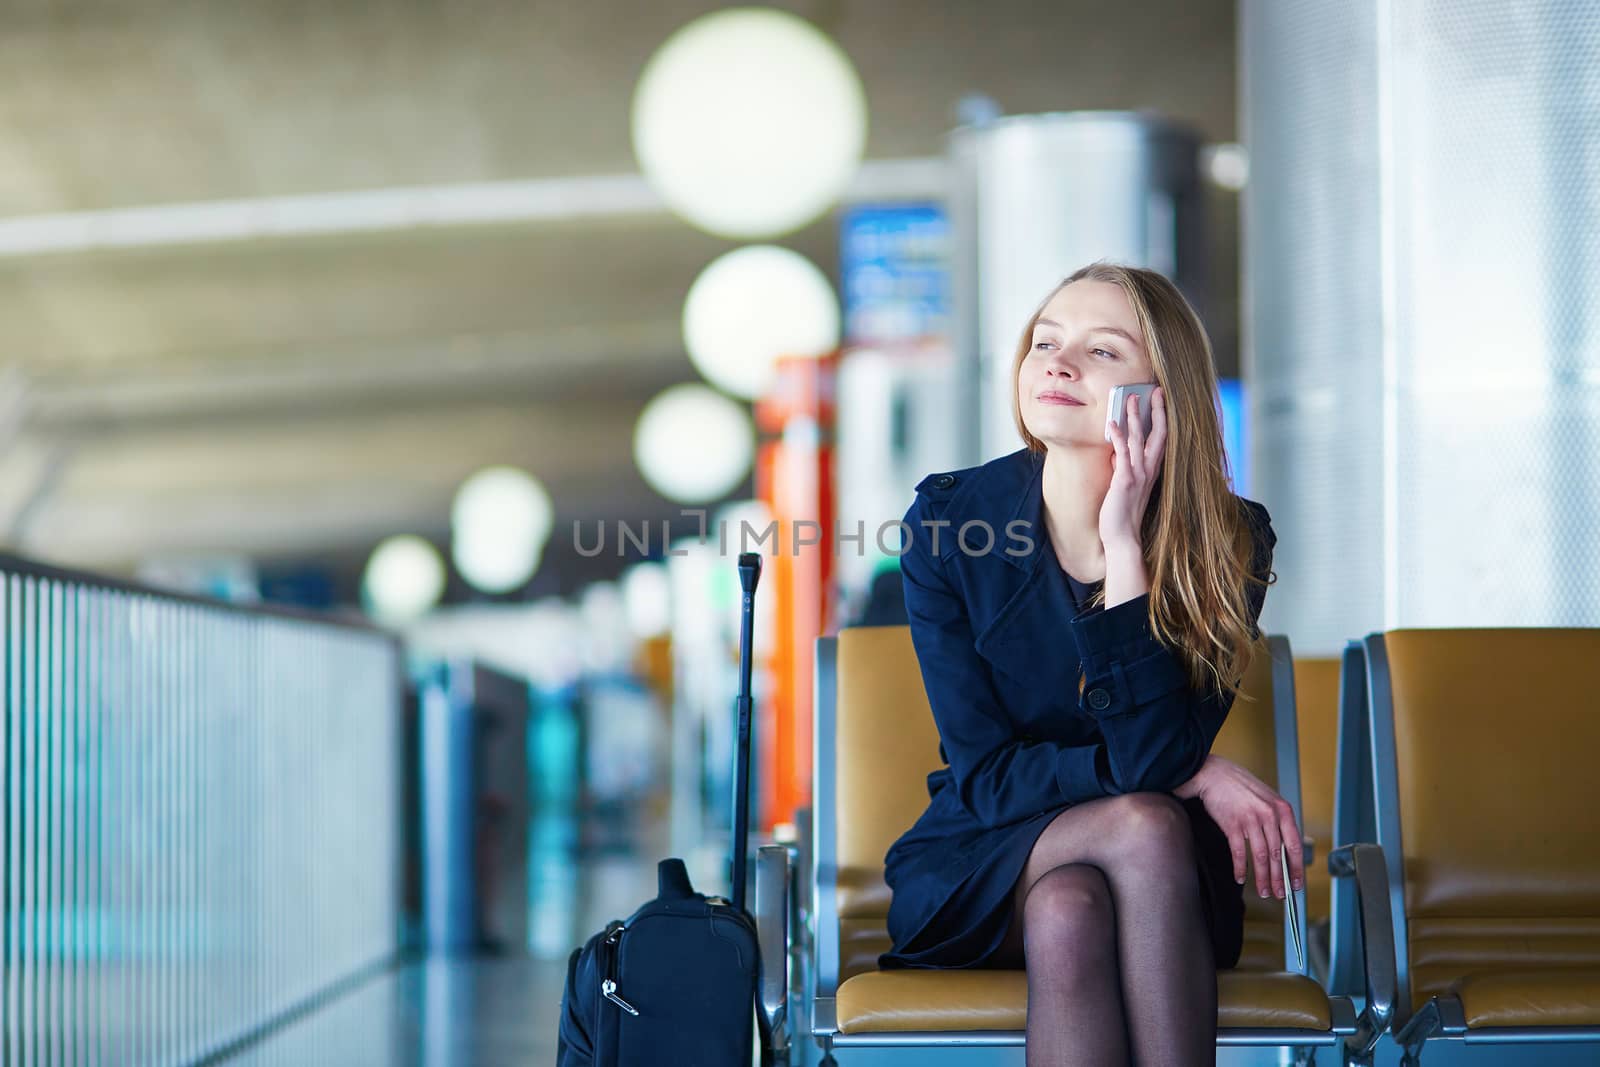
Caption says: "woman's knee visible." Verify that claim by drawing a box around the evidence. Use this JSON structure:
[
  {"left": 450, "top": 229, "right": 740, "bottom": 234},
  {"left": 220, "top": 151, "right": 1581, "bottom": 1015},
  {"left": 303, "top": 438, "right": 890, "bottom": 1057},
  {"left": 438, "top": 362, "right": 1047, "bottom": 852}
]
[
  {"left": 1101, "top": 792, "right": 1194, "bottom": 865},
  {"left": 1022, "top": 863, "right": 1116, "bottom": 957}
]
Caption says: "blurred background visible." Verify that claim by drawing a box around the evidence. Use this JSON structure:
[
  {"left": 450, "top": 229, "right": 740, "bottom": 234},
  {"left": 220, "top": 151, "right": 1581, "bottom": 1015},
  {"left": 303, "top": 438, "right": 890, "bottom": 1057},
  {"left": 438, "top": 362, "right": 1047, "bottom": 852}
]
[{"left": 0, "top": 0, "right": 1595, "bottom": 1063}]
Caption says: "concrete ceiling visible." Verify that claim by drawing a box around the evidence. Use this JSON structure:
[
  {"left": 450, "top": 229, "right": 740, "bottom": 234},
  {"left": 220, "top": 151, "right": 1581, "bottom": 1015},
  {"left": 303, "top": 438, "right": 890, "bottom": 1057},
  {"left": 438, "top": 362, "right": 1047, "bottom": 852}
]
[{"left": 0, "top": 0, "right": 1238, "bottom": 590}]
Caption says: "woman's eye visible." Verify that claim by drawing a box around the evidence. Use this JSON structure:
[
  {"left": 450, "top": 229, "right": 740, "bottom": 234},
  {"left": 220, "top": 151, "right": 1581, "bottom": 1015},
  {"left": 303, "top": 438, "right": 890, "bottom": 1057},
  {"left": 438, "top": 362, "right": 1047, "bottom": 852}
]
[
  {"left": 1032, "top": 341, "right": 1054, "bottom": 351},
  {"left": 1093, "top": 348, "right": 1116, "bottom": 359}
]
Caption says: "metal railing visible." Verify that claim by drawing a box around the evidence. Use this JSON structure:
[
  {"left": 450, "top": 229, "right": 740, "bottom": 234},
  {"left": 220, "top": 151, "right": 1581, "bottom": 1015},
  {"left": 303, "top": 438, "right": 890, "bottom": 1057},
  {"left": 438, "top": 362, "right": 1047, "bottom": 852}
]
[{"left": 0, "top": 554, "right": 403, "bottom": 1065}]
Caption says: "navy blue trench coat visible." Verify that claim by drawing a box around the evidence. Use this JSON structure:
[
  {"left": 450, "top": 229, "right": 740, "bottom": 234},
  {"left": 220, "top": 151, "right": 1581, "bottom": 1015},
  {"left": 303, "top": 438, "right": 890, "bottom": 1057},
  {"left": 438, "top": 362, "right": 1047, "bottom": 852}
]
[{"left": 879, "top": 447, "right": 1277, "bottom": 972}]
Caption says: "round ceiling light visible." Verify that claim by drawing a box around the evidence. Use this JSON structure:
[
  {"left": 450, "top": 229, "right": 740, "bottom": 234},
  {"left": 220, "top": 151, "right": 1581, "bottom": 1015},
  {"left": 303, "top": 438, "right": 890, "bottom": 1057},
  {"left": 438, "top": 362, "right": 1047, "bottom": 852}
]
[
  {"left": 683, "top": 245, "right": 840, "bottom": 399},
  {"left": 632, "top": 7, "right": 868, "bottom": 238},
  {"left": 633, "top": 383, "right": 755, "bottom": 504},
  {"left": 363, "top": 535, "right": 446, "bottom": 625},
  {"left": 622, "top": 562, "right": 672, "bottom": 639},
  {"left": 451, "top": 466, "right": 554, "bottom": 594}
]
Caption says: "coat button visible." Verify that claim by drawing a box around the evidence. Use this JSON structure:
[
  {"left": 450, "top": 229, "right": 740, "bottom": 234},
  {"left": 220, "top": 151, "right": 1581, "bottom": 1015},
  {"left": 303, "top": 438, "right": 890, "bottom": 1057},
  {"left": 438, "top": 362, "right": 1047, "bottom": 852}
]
[
  {"left": 933, "top": 474, "right": 956, "bottom": 489},
  {"left": 1087, "top": 688, "right": 1111, "bottom": 711}
]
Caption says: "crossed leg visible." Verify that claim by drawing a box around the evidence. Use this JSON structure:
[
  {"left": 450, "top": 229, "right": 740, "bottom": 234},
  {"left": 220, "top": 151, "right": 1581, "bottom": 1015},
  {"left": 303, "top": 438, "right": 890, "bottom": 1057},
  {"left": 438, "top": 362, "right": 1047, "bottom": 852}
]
[{"left": 984, "top": 792, "right": 1218, "bottom": 1067}]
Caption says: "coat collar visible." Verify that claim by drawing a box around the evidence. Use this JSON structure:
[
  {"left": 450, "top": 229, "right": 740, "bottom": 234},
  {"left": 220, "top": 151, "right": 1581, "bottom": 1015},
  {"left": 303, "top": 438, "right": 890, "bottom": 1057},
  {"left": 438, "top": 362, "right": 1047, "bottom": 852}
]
[
  {"left": 942, "top": 447, "right": 1049, "bottom": 574},
  {"left": 943, "top": 449, "right": 1096, "bottom": 690}
]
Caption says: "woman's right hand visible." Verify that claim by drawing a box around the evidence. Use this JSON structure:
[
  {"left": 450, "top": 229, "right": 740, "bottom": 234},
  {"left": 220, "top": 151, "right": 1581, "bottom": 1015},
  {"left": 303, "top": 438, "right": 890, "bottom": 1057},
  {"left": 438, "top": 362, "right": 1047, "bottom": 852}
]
[{"left": 1174, "top": 754, "right": 1304, "bottom": 900}]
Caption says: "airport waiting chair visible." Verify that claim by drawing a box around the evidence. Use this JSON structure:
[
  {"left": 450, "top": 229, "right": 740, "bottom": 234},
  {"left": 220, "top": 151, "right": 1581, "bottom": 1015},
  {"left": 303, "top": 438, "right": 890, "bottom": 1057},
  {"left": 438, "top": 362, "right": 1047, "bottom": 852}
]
[
  {"left": 1358, "top": 629, "right": 1600, "bottom": 1065},
  {"left": 1209, "top": 637, "right": 1318, "bottom": 978},
  {"left": 789, "top": 625, "right": 1394, "bottom": 1066},
  {"left": 1291, "top": 655, "right": 1345, "bottom": 981},
  {"left": 1326, "top": 641, "right": 1379, "bottom": 1007}
]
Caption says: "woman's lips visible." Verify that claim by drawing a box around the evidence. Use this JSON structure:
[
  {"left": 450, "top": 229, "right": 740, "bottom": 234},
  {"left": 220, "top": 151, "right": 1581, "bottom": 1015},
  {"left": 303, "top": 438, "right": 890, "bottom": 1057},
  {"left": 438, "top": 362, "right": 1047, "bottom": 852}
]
[{"left": 1037, "top": 393, "right": 1084, "bottom": 406}]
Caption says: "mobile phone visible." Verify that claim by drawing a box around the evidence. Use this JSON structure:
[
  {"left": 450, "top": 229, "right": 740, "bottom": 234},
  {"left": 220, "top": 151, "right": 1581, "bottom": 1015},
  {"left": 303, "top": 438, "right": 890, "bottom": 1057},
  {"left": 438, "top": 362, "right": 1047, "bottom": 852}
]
[
  {"left": 1104, "top": 382, "right": 1159, "bottom": 442},
  {"left": 1281, "top": 845, "right": 1305, "bottom": 970}
]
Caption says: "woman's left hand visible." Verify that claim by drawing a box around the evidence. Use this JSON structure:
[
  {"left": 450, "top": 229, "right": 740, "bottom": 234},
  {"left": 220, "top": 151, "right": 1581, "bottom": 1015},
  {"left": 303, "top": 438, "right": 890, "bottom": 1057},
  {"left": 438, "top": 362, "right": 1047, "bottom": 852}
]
[
  {"left": 1099, "top": 385, "right": 1166, "bottom": 550},
  {"left": 1176, "top": 754, "right": 1305, "bottom": 899}
]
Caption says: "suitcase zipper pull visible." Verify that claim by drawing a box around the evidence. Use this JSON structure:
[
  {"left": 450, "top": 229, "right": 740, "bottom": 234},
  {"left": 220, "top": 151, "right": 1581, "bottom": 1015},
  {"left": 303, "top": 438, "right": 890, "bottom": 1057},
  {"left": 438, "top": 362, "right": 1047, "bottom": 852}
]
[
  {"left": 601, "top": 978, "right": 640, "bottom": 1016},
  {"left": 598, "top": 922, "right": 639, "bottom": 1016}
]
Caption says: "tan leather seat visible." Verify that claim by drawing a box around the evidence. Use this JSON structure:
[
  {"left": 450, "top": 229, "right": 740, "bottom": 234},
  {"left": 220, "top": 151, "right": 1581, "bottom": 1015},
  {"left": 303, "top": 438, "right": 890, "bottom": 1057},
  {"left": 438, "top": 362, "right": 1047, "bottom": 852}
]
[
  {"left": 1292, "top": 657, "right": 1341, "bottom": 926},
  {"left": 1450, "top": 970, "right": 1600, "bottom": 1029},
  {"left": 830, "top": 625, "right": 941, "bottom": 934},
  {"left": 836, "top": 969, "right": 1334, "bottom": 1033},
  {"left": 827, "top": 625, "right": 1337, "bottom": 1036},
  {"left": 1372, "top": 629, "right": 1600, "bottom": 1049}
]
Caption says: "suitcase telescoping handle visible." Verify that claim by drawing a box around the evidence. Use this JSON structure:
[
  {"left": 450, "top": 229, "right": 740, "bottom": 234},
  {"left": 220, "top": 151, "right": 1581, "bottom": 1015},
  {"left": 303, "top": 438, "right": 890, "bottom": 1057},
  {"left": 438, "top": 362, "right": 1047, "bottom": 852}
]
[{"left": 730, "top": 552, "right": 762, "bottom": 913}]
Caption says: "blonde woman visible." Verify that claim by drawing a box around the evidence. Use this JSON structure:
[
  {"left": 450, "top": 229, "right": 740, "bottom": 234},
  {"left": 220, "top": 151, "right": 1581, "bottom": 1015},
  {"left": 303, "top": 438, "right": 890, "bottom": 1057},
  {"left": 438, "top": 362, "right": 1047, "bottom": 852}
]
[{"left": 879, "top": 263, "right": 1300, "bottom": 1066}]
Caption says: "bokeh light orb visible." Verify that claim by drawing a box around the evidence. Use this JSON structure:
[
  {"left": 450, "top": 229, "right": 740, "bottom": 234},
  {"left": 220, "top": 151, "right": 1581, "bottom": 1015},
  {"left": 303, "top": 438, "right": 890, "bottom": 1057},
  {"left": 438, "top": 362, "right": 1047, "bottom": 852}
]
[
  {"left": 453, "top": 532, "right": 543, "bottom": 596},
  {"left": 633, "top": 384, "right": 754, "bottom": 504},
  {"left": 580, "top": 580, "right": 626, "bottom": 633},
  {"left": 1204, "top": 142, "right": 1250, "bottom": 191},
  {"left": 622, "top": 562, "right": 673, "bottom": 639},
  {"left": 631, "top": 7, "right": 868, "bottom": 238},
  {"left": 713, "top": 498, "right": 775, "bottom": 555},
  {"left": 363, "top": 535, "right": 446, "bottom": 625},
  {"left": 683, "top": 245, "right": 840, "bottom": 399},
  {"left": 578, "top": 580, "right": 632, "bottom": 672},
  {"left": 451, "top": 466, "right": 553, "bottom": 594}
]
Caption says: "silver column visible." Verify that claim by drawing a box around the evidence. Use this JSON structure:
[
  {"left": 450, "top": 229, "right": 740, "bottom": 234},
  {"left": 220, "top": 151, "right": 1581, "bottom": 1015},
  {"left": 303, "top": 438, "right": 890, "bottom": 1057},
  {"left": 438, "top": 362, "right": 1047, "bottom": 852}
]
[
  {"left": 1243, "top": 0, "right": 1600, "bottom": 649},
  {"left": 948, "top": 112, "right": 1207, "bottom": 465}
]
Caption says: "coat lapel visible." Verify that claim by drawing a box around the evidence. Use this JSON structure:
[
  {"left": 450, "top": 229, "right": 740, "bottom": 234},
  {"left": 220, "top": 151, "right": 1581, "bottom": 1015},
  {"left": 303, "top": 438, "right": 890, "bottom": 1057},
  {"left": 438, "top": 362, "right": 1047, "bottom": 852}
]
[{"left": 959, "top": 451, "right": 1085, "bottom": 693}]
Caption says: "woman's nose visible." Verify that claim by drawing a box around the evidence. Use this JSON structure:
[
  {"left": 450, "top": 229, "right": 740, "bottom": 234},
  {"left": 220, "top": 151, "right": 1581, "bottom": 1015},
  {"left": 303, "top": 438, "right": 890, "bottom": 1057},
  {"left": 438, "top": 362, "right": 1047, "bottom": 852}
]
[{"left": 1046, "top": 357, "right": 1077, "bottom": 378}]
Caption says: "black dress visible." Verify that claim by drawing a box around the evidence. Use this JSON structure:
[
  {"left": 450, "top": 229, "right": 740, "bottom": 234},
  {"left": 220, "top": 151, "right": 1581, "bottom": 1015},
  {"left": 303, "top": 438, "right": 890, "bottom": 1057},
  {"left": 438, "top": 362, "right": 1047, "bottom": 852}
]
[{"left": 876, "top": 539, "right": 1247, "bottom": 973}]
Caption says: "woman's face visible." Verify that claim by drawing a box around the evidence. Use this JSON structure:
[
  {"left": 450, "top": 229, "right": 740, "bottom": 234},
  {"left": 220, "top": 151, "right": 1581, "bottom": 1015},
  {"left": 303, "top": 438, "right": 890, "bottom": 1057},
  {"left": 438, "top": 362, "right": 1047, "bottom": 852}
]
[{"left": 1017, "top": 280, "right": 1158, "bottom": 449}]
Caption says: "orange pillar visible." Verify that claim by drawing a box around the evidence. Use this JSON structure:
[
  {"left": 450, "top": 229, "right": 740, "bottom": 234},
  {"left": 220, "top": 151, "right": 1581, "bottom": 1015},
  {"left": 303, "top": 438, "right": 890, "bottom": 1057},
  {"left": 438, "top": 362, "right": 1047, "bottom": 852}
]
[{"left": 754, "top": 353, "right": 837, "bottom": 831}]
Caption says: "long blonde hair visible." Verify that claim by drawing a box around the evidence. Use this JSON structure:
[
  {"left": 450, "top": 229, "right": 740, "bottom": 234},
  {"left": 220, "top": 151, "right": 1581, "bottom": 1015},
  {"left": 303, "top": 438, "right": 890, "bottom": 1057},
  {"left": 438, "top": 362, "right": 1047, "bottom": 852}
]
[{"left": 1011, "top": 261, "right": 1273, "bottom": 701}]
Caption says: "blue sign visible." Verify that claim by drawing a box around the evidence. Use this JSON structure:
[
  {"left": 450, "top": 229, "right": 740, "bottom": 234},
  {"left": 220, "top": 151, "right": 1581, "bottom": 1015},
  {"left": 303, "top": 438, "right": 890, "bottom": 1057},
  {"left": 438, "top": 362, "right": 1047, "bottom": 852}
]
[
  {"left": 839, "top": 203, "right": 950, "bottom": 344},
  {"left": 1217, "top": 378, "right": 1249, "bottom": 496}
]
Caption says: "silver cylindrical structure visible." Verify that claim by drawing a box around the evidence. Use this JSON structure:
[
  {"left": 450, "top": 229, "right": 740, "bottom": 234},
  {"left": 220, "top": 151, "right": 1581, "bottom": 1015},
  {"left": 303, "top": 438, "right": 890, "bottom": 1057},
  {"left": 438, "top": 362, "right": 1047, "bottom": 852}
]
[
  {"left": 1243, "top": 0, "right": 1600, "bottom": 650},
  {"left": 948, "top": 112, "right": 1207, "bottom": 465}
]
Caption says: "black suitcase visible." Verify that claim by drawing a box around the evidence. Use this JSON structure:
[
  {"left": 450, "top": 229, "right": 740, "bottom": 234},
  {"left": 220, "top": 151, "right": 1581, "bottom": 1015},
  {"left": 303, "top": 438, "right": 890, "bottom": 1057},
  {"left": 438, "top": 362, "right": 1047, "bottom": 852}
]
[{"left": 557, "top": 553, "right": 773, "bottom": 1067}]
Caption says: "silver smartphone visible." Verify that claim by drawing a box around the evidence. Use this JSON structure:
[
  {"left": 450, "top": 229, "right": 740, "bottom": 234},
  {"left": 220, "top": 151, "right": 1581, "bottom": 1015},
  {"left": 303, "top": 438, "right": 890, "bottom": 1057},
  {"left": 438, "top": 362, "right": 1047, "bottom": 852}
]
[
  {"left": 1104, "top": 382, "right": 1160, "bottom": 442},
  {"left": 1282, "top": 845, "right": 1305, "bottom": 970}
]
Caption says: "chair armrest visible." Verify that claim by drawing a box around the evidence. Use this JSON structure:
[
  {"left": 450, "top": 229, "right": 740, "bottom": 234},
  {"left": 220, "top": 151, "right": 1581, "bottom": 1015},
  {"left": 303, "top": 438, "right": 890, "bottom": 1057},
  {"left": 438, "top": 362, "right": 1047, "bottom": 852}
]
[
  {"left": 1329, "top": 843, "right": 1396, "bottom": 1061},
  {"left": 1393, "top": 993, "right": 1468, "bottom": 1056},
  {"left": 755, "top": 843, "right": 792, "bottom": 1054}
]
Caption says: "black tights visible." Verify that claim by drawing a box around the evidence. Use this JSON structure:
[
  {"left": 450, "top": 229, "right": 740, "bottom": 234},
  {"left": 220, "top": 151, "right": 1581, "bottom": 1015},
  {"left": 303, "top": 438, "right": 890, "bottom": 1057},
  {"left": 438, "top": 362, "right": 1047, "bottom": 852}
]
[{"left": 984, "top": 793, "right": 1218, "bottom": 1067}]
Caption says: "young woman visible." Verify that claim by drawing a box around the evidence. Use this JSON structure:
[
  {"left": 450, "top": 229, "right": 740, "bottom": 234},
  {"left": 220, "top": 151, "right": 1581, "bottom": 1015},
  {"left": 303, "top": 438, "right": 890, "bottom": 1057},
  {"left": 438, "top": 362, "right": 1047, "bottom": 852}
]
[{"left": 879, "top": 262, "right": 1301, "bottom": 1066}]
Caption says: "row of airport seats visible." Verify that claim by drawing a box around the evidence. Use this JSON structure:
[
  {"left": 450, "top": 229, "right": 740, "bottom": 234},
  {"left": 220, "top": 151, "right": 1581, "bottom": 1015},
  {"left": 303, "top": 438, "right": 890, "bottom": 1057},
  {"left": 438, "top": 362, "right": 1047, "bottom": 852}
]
[
  {"left": 1293, "top": 632, "right": 1600, "bottom": 1064},
  {"left": 1330, "top": 631, "right": 1600, "bottom": 1062},
  {"left": 744, "top": 625, "right": 1600, "bottom": 1065}
]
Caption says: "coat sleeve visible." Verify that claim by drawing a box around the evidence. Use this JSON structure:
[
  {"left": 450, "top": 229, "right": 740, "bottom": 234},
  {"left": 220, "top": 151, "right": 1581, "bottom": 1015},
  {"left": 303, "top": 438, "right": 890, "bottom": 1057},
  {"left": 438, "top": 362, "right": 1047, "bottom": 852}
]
[
  {"left": 899, "top": 493, "right": 1119, "bottom": 829},
  {"left": 1068, "top": 499, "right": 1278, "bottom": 794}
]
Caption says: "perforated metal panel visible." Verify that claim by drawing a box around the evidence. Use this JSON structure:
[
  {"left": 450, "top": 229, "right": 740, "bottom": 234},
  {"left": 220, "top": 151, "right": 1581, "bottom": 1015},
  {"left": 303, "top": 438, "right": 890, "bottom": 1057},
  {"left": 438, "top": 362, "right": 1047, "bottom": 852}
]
[
  {"left": 1243, "top": 0, "right": 1600, "bottom": 651},
  {"left": 1242, "top": 0, "right": 1386, "bottom": 654},
  {"left": 1387, "top": 0, "right": 1600, "bottom": 627}
]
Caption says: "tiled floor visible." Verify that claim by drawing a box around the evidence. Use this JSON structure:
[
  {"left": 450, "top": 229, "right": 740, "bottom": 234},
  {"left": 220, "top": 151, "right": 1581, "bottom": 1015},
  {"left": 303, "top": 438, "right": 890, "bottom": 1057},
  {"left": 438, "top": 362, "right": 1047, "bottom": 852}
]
[
  {"left": 219, "top": 955, "right": 572, "bottom": 1067},
  {"left": 221, "top": 812, "right": 729, "bottom": 1066}
]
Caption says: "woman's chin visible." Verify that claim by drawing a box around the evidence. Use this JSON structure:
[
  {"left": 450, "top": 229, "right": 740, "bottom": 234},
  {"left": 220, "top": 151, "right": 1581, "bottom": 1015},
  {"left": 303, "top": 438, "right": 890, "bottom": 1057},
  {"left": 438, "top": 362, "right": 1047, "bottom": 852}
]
[{"left": 1027, "top": 422, "right": 1106, "bottom": 451}]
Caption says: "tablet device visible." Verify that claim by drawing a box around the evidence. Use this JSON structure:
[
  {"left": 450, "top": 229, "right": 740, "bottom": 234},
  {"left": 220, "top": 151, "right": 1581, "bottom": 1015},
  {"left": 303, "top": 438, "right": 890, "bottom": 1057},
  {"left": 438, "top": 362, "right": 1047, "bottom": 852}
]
[{"left": 1282, "top": 845, "right": 1304, "bottom": 970}]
